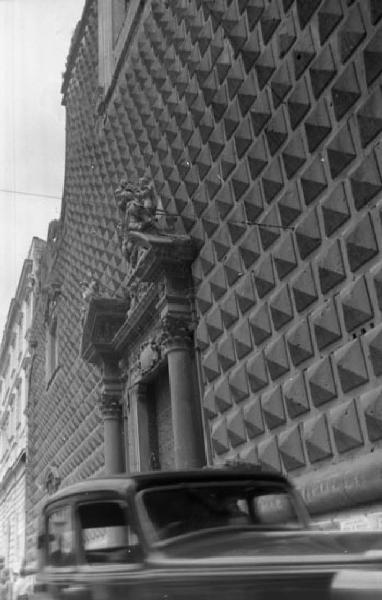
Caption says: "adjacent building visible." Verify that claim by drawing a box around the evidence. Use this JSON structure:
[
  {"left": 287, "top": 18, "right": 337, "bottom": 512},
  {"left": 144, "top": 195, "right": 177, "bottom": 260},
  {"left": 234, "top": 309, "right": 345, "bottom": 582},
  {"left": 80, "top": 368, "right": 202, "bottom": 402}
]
[
  {"left": 25, "top": 0, "right": 382, "bottom": 558},
  {"left": 0, "top": 237, "right": 45, "bottom": 571}
]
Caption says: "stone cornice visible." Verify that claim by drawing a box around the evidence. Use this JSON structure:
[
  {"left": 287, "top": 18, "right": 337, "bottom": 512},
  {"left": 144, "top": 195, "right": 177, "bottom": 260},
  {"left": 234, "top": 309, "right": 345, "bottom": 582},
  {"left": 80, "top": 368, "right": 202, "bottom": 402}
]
[{"left": 81, "top": 297, "right": 131, "bottom": 365}]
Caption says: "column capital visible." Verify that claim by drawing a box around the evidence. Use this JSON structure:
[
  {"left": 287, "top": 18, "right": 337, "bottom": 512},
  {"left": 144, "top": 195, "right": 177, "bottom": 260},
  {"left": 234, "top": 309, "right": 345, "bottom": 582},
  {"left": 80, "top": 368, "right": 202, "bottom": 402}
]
[
  {"left": 99, "top": 358, "right": 124, "bottom": 419},
  {"left": 159, "top": 315, "right": 193, "bottom": 353}
]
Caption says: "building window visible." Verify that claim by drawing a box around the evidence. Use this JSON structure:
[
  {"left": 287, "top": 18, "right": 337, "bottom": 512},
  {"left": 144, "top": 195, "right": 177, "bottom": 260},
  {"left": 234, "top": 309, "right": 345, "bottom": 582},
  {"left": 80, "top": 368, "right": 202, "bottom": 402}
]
[
  {"left": 98, "top": 0, "right": 145, "bottom": 97},
  {"left": 46, "top": 318, "right": 59, "bottom": 385}
]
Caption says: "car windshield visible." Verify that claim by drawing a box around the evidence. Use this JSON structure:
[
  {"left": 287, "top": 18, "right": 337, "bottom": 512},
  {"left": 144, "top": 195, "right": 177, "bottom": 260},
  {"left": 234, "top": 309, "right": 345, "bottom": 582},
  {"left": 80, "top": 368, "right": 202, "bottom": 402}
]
[{"left": 138, "top": 481, "right": 305, "bottom": 543}]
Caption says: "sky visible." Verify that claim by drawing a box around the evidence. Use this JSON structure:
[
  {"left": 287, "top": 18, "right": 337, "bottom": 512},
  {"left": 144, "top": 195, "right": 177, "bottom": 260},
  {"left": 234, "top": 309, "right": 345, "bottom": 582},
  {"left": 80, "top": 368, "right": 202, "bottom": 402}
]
[{"left": 0, "top": 0, "right": 86, "bottom": 333}]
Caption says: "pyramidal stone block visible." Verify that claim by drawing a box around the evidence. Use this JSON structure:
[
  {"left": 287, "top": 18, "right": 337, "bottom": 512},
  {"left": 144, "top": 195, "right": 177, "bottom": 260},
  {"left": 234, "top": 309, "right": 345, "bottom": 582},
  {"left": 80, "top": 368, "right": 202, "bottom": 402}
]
[
  {"left": 227, "top": 204, "right": 247, "bottom": 243},
  {"left": 235, "top": 273, "right": 257, "bottom": 314},
  {"left": 307, "top": 356, "right": 337, "bottom": 407},
  {"left": 265, "top": 107, "right": 288, "bottom": 156},
  {"left": 287, "top": 318, "right": 314, "bottom": 366},
  {"left": 211, "top": 418, "right": 229, "bottom": 455},
  {"left": 246, "top": 350, "right": 269, "bottom": 392},
  {"left": 312, "top": 299, "right": 342, "bottom": 351},
  {"left": 209, "top": 265, "right": 228, "bottom": 300},
  {"left": 340, "top": 276, "right": 373, "bottom": 333},
  {"left": 361, "top": 386, "right": 382, "bottom": 442},
  {"left": 206, "top": 306, "right": 225, "bottom": 342},
  {"left": 300, "top": 156, "right": 328, "bottom": 206},
  {"left": 295, "top": 208, "right": 322, "bottom": 259},
  {"left": 278, "top": 12, "right": 297, "bottom": 58},
  {"left": 334, "top": 338, "right": 369, "bottom": 393},
  {"left": 292, "top": 264, "right": 318, "bottom": 312},
  {"left": 260, "top": 1, "right": 281, "bottom": 45},
  {"left": 224, "top": 248, "right": 244, "bottom": 287},
  {"left": 304, "top": 414, "right": 333, "bottom": 463},
  {"left": 372, "top": 263, "right": 382, "bottom": 313},
  {"left": 331, "top": 62, "right": 361, "bottom": 122},
  {"left": 293, "top": 27, "right": 316, "bottom": 79},
  {"left": 279, "top": 425, "right": 305, "bottom": 471},
  {"left": 287, "top": 77, "right": 310, "bottom": 132},
  {"left": 203, "top": 387, "right": 218, "bottom": 419},
  {"left": 239, "top": 228, "right": 262, "bottom": 269},
  {"left": 196, "top": 319, "right": 210, "bottom": 352},
  {"left": 253, "top": 254, "right": 276, "bottom": 298},
  {"left": 227, "top": 409, "right": 247, "bottom": 448},
  {"left": 250, "top": 89, "right": 272, "bottom": 135},
  {"left": 346, "top": 212, "right": 378, "bottom": 272},
  {"left": 259, "top": 205, "right": 281, "bottom": 250},
  {"left": 318, "top": 0, "right": 343, "bottom": 45},
  {"left": 241, "top": 28, "right": 261, "bottom": 73},
  {"left": 235, "top": 115, "right": 254, "bottom": 158},
  {"left": 305, "top": 98, "right": 332, "bottom": 153},
  {"left": 296, "top": 0, "right": 321, "bottom": 30},
  {"left": 243, "top": 181, "right": 264, "bottom": 221},
  {"left": 273, "top": 233, "right": 297, "bottom": 280},
  {"left": 350, "top": 150, "right": 382, "bottom": 211},
  {"left": 249, "top": 302, "right": 272, "bottom": 346},
  {"left": 262, "top": 386, "right": 286, "bottom": 430},
  {"left": 237, "top": 71, "right": 258, "bottom": 114},
  {"left": 309, "top": 44, "right": 336, "bottom": 100},
  {"left": 363, "top": 29, "right": 382, "bottom": 86},
  {"left": 243, "top": 397, "right": 264, "bottom": 439},
  {"left": 229, "top": 362, "right": 250, "bottom": 402},
  {"left": 248, "top": 135, "right": 268, "bottom": 180},
  {"left": 278, "top": 182, "right": 302, "bottom": 227},
  {"left": 227, "top": 56, "right": 246, "bottom": 100},
  {"left": 339, "top": 5, "right": 366, "bottom": 64},
  {"left": 233, "top": 319, "right": 253, "bottom": 359},
  {"left": 220, "top": 292, "right": 239, "bottom": 329},
  {"left": 331, "top": 399, "right": 363, "bottom": 454},
  {"left": 258, "top": 437, "right": 281, "bottom": 473},
  {"left": 364, "top": 325, "right": 382, "bottom": 377},
  {"left": 357, "top": 86, "right": 382, "bottom": 148},
  {"left": 283, "top": 372, "right": 310, "bottom": 418},
  {"left": 327, "top": 123, "right": 357, "bottom": 179},
  {"left": 217, "top": 335, "right": 237, "bottom": 373},
  {"left": 282, "top": 131, "right": 307, "bottom": 180},
  {"left": 255, "top": 44, "right": 276, "bottom": 90},
  {"left": 265, "top": 336, "right": 290, "bottom": 381},
  {"left": 270, "top": 285, "right": 294, "bottom": 331},
  {"left": 196, "top": 282, "right": 214, "bottom": 314},
  {"left": 318, "top": 239, "right": 347, "bottom": 294},
  {"left": 271, "top": 61, "right": 293, "bottom": 110},
  {"left": 321, "top": 182, "right": 350, "bottom": 237},
  {"left": 214, "top": 377, "right": 233, "bottom": 413},
  {"left": 262, "top": 157, "right": 284, "bottom": 204},
  {"left": 203, "top": 348, "right": 221, "bottom": 382},
  {"left": 212, "top": 225, "right": 232, "bottom": 261}
]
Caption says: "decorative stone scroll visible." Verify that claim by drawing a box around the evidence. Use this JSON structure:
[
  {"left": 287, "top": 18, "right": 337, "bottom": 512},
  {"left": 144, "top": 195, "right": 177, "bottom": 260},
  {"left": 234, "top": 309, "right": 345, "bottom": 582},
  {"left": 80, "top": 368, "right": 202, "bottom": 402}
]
[{"left": 44, "top": 464, "right": 61, "bottom": 495}]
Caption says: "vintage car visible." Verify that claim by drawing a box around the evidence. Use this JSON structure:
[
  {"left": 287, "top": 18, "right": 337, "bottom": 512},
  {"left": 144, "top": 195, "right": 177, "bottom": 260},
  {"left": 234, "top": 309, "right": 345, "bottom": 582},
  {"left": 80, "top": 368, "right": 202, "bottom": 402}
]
[{"left": 33, "top": 468, "right": 382, "bottom": 600}]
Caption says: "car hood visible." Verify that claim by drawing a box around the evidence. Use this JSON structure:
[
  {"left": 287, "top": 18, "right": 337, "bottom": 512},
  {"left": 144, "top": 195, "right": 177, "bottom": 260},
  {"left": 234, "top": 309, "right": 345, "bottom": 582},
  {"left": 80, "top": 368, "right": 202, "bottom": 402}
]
[{"left": 152, "top": 528, "right": 382, "bottom": 563}]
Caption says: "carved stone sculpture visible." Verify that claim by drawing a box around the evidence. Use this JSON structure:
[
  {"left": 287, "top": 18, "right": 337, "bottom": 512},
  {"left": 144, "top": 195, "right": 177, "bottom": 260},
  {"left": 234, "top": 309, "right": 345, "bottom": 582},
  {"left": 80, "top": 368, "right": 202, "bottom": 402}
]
[{"left": 115, "top": 176, "right": 158, "bottom": 268}]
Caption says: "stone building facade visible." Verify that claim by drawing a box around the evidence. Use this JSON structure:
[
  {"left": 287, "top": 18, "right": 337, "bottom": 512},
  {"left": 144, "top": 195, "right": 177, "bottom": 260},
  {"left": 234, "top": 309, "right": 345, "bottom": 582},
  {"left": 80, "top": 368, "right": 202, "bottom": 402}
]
[
  {"left": 26, "top": 0, "right": 382, "bottom": 555},
  {"left": 0, "top": 237, "right": 45, "bottom": 571}
]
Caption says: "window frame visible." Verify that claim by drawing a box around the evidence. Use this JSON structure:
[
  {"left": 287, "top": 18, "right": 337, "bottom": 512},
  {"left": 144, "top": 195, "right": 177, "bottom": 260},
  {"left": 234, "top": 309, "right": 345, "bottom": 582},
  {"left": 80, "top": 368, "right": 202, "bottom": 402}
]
[
  {"left": 44, "top": 502, "right": 77, "bottom": 569},
  {"left": 74, "top": 495, "right": 143, "bottom": 566},
  {"left": 98, "top": 0, "right": 146, "bottom": 105}
]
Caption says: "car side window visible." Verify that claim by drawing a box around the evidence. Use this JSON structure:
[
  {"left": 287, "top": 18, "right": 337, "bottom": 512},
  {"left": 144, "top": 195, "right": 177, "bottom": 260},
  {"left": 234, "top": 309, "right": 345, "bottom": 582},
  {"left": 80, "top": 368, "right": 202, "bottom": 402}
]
[
  {"left": 77, "top": 501, "right": 142, "bottom": 565},
  {"left": 47, "top": 505, "right": 75, "bottom": 567}
]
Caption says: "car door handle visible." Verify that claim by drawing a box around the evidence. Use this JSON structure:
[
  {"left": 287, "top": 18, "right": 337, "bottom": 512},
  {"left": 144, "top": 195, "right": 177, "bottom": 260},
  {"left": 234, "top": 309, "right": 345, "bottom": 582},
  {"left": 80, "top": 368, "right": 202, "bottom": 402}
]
[{"left": 62, "top": 586, "right": 88, "bottom": 596}]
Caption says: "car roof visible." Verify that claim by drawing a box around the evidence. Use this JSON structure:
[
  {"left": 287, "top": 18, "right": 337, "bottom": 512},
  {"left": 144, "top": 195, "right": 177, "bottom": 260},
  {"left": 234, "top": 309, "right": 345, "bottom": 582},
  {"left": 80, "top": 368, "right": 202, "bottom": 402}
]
[{"left": 42, "top": 468, "right": 292, "bottom": 508}]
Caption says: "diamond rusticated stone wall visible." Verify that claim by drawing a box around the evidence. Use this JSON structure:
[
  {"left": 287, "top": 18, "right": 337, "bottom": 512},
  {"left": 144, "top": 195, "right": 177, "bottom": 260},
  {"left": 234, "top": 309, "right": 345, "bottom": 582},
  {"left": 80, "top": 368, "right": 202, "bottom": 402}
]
[{"left": 26, "top": 0, "right": 382, "bottom": 548}]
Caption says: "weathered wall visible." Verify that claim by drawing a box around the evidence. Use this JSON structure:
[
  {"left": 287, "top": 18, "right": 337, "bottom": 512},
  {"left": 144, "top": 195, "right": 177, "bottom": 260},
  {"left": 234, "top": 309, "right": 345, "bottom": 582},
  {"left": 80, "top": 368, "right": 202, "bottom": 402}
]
[{"left": 26, "top": 0, "right": 382, "bottom": 555}]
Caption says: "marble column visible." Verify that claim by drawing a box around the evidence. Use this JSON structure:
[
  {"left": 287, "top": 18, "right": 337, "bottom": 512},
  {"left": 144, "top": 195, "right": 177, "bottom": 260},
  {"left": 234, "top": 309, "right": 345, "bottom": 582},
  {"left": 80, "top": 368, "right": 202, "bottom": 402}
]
[
  {"left": 100, "top": 360, "right": 125, "bottom": 474},
  {"left": 162, "top": 318, "right": 205, "bottom": 470}
]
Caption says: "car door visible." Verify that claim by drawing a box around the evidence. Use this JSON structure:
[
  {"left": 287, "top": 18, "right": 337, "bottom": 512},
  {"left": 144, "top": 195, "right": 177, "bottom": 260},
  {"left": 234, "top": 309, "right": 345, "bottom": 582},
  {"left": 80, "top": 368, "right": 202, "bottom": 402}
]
[
  {"left": 42, "top": 503, "right": 81, "bottom": 600},
  {"left": 74, "top": 496, "right": 145, "bottom": 600}
]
